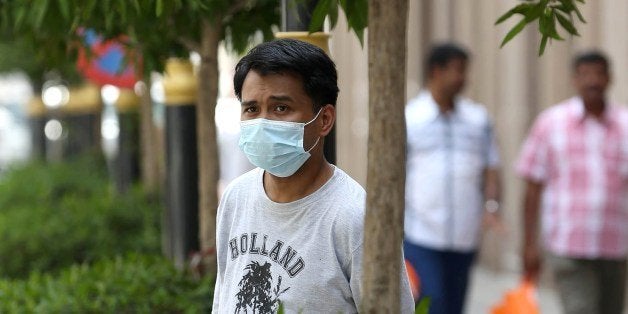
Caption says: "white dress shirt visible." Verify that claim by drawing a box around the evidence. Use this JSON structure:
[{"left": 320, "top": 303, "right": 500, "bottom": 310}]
[{"left": 404, "top": 91, "right": 500, "bottom": 251}]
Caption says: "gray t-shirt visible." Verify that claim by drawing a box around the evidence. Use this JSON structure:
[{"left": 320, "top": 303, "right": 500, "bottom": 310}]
[{"left": 212, "top": 166, "right": 414, "bottom": 313}]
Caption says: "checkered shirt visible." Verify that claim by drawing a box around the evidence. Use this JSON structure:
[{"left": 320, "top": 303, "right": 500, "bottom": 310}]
[{"left": 516, "top": 97, "right": 628, "bottom": 259}]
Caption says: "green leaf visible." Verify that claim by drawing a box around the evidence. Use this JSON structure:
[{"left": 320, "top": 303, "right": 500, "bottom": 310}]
[
  {"left": 415, "top": 297, "right": 431, "bottom": 314},
  {"left": 555, "top": 11, "right": 579, "bottom": 36},
  {"left": 500, "top": 18, "right": 527, "bottom": 48},
  {"left": 524, "top": 2, "right": 545, "bottom": 22},
  {"left": 156, "top": 0, "right": 163, "bottom": 17},
  {"left": 354, "top": 28, "right": 364, "bottom": 46},
  {"left": 547, "top": 12, "right": 563, "bottom": 40},
  {"left": 119, "top": 2, "right": 128, "bottom": 22},
  {"left": 558, "top": 0, "right": 575, "bottom": 12},
  {"left": 539, "top": 34, "right": 549, "bottom": 55},
  {"left": 539, "top": 12, "right": 550, "bottom": 35},
  {"left": 329, "top": 0, "right": 339, "bottom": 29},
  {"left": 572, "top": 4, "right": 586, "bottom": 23},
  {"left": 58, "top": 0, "right": 70, "bottom": 20},
  {"left": 310, "top": 0, "right": 332, "bottom": 33},
  {"left": 341, "top": 0, "right": 367, "bottom": 46},
  {"left": 347, "top": 0, "right": 368, "bottom": 30},
  {"left": 33, "top": 0, "right": 50, "bottom": 29},
  {"left": 560, "top": 0, "right": 586, "bottom": 23},
  {"left": 132, "top": 0, "right": 141, "bottom": 13},
  {"left": 14, "top": 6, "right": 26, "bottom": 29},
  {"left": 538, "top": 9, "right": 561, "bottom": 40},
  {"left": 495, "top": 3, "right": 532, "bottom": 25}
]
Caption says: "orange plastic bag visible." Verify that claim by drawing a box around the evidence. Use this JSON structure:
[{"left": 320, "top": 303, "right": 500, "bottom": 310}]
[
  {"left": 404, "top": 259, "right": 421, "bottom": 301},
  {"left": 491, "top": 280, "right": 540, "bottom": 314}
]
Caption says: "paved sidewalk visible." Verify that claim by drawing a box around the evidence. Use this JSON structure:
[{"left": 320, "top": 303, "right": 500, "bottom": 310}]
[{"left": 465, "top": 265, "right": 561, "bottom": 314}]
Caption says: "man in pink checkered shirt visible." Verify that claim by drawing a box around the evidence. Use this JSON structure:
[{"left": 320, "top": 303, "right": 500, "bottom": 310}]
[{"left": 516, "top": 51, "right": 627, "bottom": 314}]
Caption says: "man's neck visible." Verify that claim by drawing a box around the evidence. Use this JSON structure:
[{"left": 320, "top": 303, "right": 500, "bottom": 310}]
[
  {"left": 428, "top": 84, "right": 455, "bottom": 113},
  {"left": 263, "top": 155, "right": 333, "bottom": 203},
  {"left": 582, "top": 98, "right": 606, "bottom": 118}
]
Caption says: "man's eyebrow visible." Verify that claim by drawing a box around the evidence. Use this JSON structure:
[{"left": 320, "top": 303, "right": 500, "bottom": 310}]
[
  {"left": 269, "top": 95, "right": 293, "bottom": 102},
  {"left": 241, "top": 95, "right": 294, "bottom": 106}
]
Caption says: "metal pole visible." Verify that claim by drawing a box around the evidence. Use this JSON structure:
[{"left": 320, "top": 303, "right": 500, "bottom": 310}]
[
  {"left": 114, "top": 88, "right": 141, "bottom": 194},
  {"left": 27, "top": 96, "right": 47, "bottom": 160},
  {"left": 59, "top": 84, "right": 102, "bottom": 159},
  {"left": 162, "top": 58, "right": 200, "bottom": 269}
]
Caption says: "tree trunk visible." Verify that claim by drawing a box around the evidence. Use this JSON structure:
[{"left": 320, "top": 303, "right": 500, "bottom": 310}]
[
  {"left": 362, "top": 0, "right": 408, "bottom": 312},
  {"left": 197, "top": 19, "right": 221, "bottom": 274},
  {"left": 139, "top": 80, "right": 160, "bottom": 195}
]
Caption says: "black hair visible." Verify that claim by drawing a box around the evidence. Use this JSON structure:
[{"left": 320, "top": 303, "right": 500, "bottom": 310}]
[
  {"left": 424, "top": 43, "right": 469, "bottom": 80},
  {"left": 572, "top": 51, "right": 610, "bottom": 74},
  {"left": 234, "top": 38, "right": 339, "bottom": 111}
]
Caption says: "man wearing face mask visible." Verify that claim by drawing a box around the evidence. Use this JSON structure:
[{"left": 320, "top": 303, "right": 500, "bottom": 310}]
[
  {"left": 404, "top": 43, "right": 502, "bottom": 314},
  {"left": 212, "top": 38, "right": 415, "bottom": 313},
  {"left": 517, "top": 51, "right": 627, "bottom": 314}
]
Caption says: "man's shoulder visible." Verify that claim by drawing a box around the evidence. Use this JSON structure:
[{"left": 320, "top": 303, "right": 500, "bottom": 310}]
[
  {"left": 331, "top": 167, "right": 365, "bottom": 199},
  {"left": 534, "top": 98, "right": 577, "bottom": 124},
  {"left": 610, "top": 102, "right": 628, "bottom": 117},
  {"left": 327, "top": 168, "right": 366, "bottom": 222},
  {"left": 333, "top": 167, "right": 366, "bottom": 208},
  {"left": 324, "top": 168, "right": 365, "bottom": 254},
  {"left": 222, "top": 168, "right": 260, "bottom": 198},
  {"left": 454, "top": 98, "right": 496, "bottom": 129},
  {"left": 405, "top": 91, "right": 438, "bottom": 124},
  {"left": 457, "top": 98, "right": 490, "bottom": 119}
]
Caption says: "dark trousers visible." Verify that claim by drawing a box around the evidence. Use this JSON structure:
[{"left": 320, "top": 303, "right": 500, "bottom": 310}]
[
  {"left": 547, "top": 254, "right": 627, "bottom": 314},
  {"left": 403, "top": 241, "right": 476, "bottom": 314}
]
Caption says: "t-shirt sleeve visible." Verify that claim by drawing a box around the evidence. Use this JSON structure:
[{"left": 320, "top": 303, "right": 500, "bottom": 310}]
[
  {"left": 212, "top": 197, "right": 227, "bottom": 312},
  {"left": 348, "top": 243, "right": 363, "bottom": 310},
  {"left": 212, "top": 177, "right": 239, "bottom": 312},
  {"left": 212, "top": 270, "right": 222, "bottom": 311},
  {"left": 516, "top": 115, "right": 550, "bottom": 182}
]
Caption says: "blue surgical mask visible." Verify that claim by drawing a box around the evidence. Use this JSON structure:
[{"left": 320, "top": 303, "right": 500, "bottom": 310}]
[{"left": 238, "top": 109, "right": 322, "bottom": 177}]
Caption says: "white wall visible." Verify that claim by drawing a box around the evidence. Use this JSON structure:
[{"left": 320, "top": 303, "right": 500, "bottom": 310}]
[{"left": 329, "top": 0, "right": 628, "bottom": 271}]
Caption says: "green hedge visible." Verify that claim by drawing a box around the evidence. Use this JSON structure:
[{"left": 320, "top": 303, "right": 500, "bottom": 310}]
[
  {"left": 0, "top": 156, "right": 161, "bottom": 279},
  {"left": 0, "top": 253, "right": 213, "bottom": 313}
]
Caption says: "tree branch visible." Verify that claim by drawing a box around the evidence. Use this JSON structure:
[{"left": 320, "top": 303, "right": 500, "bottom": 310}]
[
  {"left": 178, "top": 36, "right": 201, "bottom": 53},
  {"left": 224, "top": 0, "right": 247, "bottom": 20}
]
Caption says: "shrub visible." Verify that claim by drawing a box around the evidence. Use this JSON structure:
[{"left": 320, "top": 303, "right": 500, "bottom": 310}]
[
  {"left": 0, "top": 155, "right": 161, "bottom": 279},
  {"left": 0, "top": 253, "right": 213, "bottom": 313}
]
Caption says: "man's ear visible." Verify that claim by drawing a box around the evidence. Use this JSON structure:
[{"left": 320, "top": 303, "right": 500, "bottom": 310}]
[{"left": 319, "top": 104, "right": 336, "bottom": 137}]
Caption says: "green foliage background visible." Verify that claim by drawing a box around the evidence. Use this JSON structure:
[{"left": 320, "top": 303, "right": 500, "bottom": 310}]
[
  {"left": 0, "top": 155, "right": 213, "bottom": 310},
  {"left": 0, "top": 253, "right": 213, "bottom": 312},
  {"left": 0, "top": 155, "right": 161, "bottom": 279}
]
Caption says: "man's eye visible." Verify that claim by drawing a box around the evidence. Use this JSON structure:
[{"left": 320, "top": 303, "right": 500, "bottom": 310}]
[
  {"left": 275, "top": 105, "right": 288, "bottom": 112},
  {"left": 243, "top": 106, "right": 257, "bottom": 113}
]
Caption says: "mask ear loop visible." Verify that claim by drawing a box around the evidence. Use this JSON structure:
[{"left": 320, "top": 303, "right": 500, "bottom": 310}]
[
  {"left": 305, "top": 137, "right": 320, "bottom": 153},
  {"left": 304, "top": 107, "right": 324, "bottom": 126},
  {"left": 304, "top": 107, "right": 324, "bottom": 152}
]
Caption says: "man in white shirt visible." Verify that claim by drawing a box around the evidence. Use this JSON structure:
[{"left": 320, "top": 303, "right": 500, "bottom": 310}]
[{"left": 404, "top": 43, "right": 502, "bottom": 314}]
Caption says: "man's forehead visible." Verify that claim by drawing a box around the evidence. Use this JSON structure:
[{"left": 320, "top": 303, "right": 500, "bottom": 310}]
[{"left": 574, "top": 62, "right": 608, "bottom": 73}]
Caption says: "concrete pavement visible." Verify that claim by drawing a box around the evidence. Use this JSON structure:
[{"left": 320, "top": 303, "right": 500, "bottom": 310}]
[{"left": 465, "top": 265, "right": 561, "bottom": 314}]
